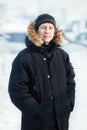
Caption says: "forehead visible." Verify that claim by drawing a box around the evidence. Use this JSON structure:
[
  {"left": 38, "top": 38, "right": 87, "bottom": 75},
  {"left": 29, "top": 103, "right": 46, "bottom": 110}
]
[{"left": 39, "top": 23, "right": 54, "bottom": 27}]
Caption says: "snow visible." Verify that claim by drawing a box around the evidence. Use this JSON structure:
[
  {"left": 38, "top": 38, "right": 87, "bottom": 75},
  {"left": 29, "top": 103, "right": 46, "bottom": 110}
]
[
  {"left": 63, "top": 43, "right": 87, "bottom": 130},
  {"left": 0, "top": 42, "right": 87, "bottom": 130}
]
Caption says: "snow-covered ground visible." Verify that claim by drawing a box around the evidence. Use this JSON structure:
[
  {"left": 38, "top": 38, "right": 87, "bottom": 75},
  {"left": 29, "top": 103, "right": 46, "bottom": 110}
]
[
  {"left": 0, "top": 42, "right": 87, "bottom": 130},
  {"left": 63, "top": 43, "right": 87, "bottom": 130}
]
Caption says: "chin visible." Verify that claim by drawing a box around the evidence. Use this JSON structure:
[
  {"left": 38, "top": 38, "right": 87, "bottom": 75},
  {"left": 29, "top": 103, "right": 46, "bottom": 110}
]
[{"left": 44, "top": 40, "right": 51, "bottom": 43}]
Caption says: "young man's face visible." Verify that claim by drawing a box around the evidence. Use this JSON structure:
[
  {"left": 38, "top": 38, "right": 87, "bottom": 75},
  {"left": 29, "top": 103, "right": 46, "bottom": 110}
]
[{"left": 38, "top": 23, "right": 55, "bottom": 45}]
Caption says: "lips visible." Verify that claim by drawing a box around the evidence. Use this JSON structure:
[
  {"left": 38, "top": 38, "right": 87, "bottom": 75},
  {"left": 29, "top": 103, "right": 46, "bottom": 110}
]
[{"left": 44, "top": 36, "right": 50, "bottom": 38}]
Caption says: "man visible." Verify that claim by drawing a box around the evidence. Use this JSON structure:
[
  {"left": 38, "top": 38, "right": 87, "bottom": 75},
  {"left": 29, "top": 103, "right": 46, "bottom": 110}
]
[{"left": 8, "top": 13, "right": 75, "bottom": 130}]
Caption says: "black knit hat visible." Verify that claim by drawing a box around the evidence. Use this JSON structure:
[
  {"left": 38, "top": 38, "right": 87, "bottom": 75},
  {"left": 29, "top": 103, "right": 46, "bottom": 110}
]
[{"left": 35, "top": 13, "right": 56, "bottom": 30}]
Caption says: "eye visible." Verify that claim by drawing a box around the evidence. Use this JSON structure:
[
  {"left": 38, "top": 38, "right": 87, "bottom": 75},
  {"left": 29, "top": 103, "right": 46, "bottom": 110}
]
[
  {"left": 41, "top": 26, "right": 46, "bottom": 29},
  {"left": 49, "top": 26, "right": 54, "bottom": 29}
]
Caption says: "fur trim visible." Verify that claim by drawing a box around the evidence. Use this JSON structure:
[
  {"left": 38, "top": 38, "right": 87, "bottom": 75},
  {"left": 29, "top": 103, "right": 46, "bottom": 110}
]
[{"left": 27, "top": 21, "right": 64, "bottom": 46}]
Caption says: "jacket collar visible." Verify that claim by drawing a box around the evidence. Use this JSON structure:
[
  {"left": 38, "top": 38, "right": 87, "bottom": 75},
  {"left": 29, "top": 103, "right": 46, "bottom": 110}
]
[{"left": 28, "top": 41, "right": 60, "bottom": 55}]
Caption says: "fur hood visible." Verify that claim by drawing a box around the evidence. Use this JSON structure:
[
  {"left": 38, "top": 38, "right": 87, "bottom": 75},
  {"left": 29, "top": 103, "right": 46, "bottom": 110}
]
[{"left": 26, "top": 21, "right": 64, "bottom": 47}]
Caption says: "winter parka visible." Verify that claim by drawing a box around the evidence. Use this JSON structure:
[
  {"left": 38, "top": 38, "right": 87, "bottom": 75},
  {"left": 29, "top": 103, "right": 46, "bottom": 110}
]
[{"left": 8, "top": 22, "right": 75, "bottom": 130}]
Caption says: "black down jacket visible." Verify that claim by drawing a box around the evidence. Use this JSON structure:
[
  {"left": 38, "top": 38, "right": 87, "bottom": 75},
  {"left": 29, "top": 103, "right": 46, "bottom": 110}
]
[{"left": 8, "top": 41, "right": 75, "bottom": 130}]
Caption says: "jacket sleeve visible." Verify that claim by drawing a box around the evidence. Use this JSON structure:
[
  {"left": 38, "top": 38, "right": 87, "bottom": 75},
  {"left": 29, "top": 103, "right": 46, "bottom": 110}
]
[
  {"left": 8, "top": 54, "right": 39, "bottom": 117},
  {"left": 65, "top": 54, "right": 76, "bottom": 111}
]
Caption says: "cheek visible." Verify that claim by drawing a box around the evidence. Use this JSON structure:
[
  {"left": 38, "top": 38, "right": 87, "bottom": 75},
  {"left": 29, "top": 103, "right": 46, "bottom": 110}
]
[
  {"left": 51, "top": 31, "right": 55, "bottom": 37},
  {"left": 38, "top": 31, "right": 45, "bottom": 39},
  {"left": 38, "top": 28, "right": 44, "bottom": 34}
]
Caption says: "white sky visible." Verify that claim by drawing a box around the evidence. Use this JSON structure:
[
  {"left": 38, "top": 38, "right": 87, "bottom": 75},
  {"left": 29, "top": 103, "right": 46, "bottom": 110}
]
[{"left": 0, "top": 0, "right": 87, "bottom": 22}]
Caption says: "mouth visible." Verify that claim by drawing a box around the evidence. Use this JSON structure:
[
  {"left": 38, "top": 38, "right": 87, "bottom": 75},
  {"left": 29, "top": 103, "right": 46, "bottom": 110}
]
[{"left": 44, "top": 36, "right": 50, "bottom": 38}]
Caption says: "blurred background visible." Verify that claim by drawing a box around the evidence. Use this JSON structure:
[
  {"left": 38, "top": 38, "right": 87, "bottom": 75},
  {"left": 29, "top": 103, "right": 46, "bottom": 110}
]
[{"left": 0, "top": 0, "right": 87, "bottom": 130}]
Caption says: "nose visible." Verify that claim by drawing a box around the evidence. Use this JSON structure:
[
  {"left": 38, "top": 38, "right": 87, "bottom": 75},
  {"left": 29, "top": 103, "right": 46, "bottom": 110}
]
[{"left": 45, "top": 28, "right": 50, "bottom": 33}]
